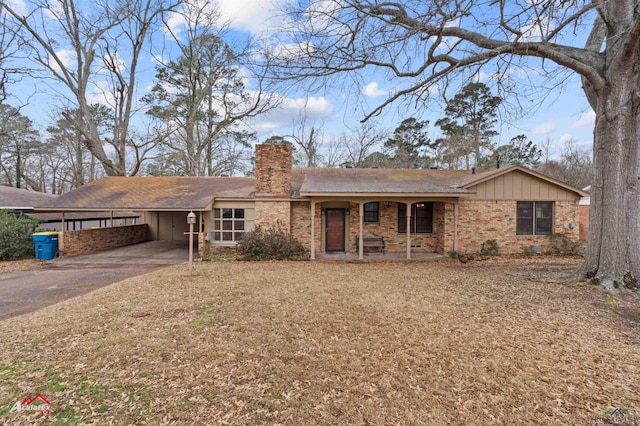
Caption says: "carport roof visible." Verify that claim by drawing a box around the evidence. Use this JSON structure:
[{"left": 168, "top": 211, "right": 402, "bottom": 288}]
[
  {"left": 37, "top": 176, "right": 255, "bottom": 211},
  {"left": 0, "top": 185, "right": 56, "bottom": 209}
]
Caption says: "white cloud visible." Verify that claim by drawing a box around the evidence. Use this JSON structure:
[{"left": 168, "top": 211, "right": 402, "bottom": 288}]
[
  {"left": 363, "top": 82, "right": 387, "bottom": 98},
  {"left": 281, "top": 96, "right": 333, "bottom": 116},
  {"left": 572, "top": 109, "right": 595, "bottom": 129},
  {"left": 6, "top": 0, "right": 28, "bottom": 16},
  {"left": 86, "top": 80, "right": 115, "bottom": 107},
  {"left": 165, "top": 0, "right": 288, "bottom": 37},
  {"left": 531, "top": 122, "right": 556, "bottom": 135},
  {"left": 558, "top": 133, "right": 575, "bottom": 145},
  {"left": 269, "top": 41, "right": 314, "bottom": 60},
  {"left": 249, "top": 95, "right": 334, "bottom": 132},
  {"left": 517, "top": 17, "right": 552, "bottom": 42},
  {"left": 49, "top": 49, "right": 76, "bottom": 73}
]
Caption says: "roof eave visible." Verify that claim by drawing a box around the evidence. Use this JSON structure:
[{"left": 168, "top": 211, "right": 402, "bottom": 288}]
[
  {"left": 299, "top": 191, "right": 472, "bottom": 198},
  {"left": 459, "top": 166, "right": 588, "bottom": 197}
]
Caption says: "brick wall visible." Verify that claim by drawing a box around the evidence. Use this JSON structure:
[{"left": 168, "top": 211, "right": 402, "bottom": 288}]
[
  {"left": 255, "top": 201, "right": 291, "bottom": 230},
  {"left": 254, "top": 143, "right": 292, "bottom": 197},
  {"left": 453, "top": 200, "right": 580, "bottom": 254},
  {"left": 290, "top": 201, "right": 321, "bottom": 250},
  {"left": 60, "top": 224, "right": 149, "bottom": 257}
]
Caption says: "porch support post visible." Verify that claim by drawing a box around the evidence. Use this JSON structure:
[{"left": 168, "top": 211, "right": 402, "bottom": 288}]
[
  {"left": 453, "top": 202, "right": 459, "bottom": 252},
  {"left": 61, "top": 211, "right": 65, "bottom": 231},
  {"left": 110, "top": 210, "right": 114, "bottom": 227},
  {"left": 310, "top": 201, "right": 316, "bottom": 260},
  {"left": 406, "top": 201, "right": 412, "bottom": 260},
  {"left": 358, "top": 202, "right": 364, "bottom": 260}
]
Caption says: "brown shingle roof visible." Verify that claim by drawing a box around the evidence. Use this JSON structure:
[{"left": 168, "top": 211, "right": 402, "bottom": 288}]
[
  {"left": 293, "top": 168, "right": 473, "bottom": 195},
  {"left": 39, "top": 176, "right": 255, "bottom": 210},
  {"left": 0, "top": 185, "right": 56, "bottom": 209}
]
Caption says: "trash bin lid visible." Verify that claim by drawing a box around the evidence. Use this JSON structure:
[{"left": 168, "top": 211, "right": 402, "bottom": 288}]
[{"left": 32, "top": 231, "right": 59, "bottom": 235}]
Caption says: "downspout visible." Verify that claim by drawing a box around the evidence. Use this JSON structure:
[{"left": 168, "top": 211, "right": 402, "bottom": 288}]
[
  {"left": 406, "top": 201, "right": 412, "bottom": 260},
  {"left": 359, "top": 202, "right": 364, "bottom": 260},
  {"left": 453, "top": 202, "right": 459, "bottom": 252},
  {"left": 310, "top": 201, "right": 316, "bottom": 260}
]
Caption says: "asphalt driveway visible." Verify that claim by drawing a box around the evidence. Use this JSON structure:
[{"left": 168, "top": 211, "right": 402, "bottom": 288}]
[{"left": 0, "top": 241, "right": 189, "bottom": 320}]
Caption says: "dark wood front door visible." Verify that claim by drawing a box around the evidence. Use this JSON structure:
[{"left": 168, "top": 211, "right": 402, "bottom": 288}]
[{"left": 325, "top": 208, "right": 345, "bottom": 252}]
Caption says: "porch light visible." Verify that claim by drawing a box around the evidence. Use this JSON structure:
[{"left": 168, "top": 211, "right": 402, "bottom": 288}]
[
  {"left": 186, "top": 211, "right": 196, "bottom": 224},
  {"left": 416, "top": 203, "right": 425, "bottom": 208}
]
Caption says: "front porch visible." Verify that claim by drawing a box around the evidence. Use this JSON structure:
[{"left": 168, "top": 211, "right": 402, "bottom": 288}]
[{"left": 304, "top": 197, "right": 462, "bottom": 260}]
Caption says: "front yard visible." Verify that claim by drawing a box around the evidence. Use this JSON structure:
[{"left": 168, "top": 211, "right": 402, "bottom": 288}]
[{"left": 0, "top": 258, "right": 638, "bottom": 424}]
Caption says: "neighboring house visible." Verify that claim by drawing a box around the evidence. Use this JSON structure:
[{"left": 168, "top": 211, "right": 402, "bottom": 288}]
[
  {"left": 40, "top": 144, "right": 586, "bottom": 258},
  {"left": 0, "top": 185, "right": 140, "bottom": 231}
]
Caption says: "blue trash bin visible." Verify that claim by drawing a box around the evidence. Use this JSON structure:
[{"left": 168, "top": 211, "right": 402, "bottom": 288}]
[{"left": 31, "top": 232, "right": 59, "bottom": 260}]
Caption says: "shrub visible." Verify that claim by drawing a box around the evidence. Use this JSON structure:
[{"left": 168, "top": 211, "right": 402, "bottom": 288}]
[
  {"left": 480, "top": 239, "right": 499, "bottom": 256},
  {"left": 236, "top": 226, "right": 308, "bottom": 261},
  {"left": 0, "top": 210, "right": 40, "bottom": 260},
  {"left": 549, "top": 233, "right": 582, "bottom": 255}
]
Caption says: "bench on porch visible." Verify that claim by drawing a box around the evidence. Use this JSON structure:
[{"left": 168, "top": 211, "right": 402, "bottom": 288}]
[{"left": 355, "top": 235, "right": 386, "bottom": 254}]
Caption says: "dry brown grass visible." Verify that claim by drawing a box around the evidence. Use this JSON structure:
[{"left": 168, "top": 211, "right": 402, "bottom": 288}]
[
  {"left": 0, "top": 258, "right": 42, "bottom": 274},
  {"left": 0, "top": 258, "right": 638, "bottom": 425}
]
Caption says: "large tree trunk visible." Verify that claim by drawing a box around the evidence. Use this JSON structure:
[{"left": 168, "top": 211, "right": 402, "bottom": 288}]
[{"left": 580, "top": 39, "right": 640, "bottom": 290}]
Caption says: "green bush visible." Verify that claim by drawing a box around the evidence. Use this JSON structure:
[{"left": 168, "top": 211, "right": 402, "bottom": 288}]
[
  {"left": 236, "top": 226, "right": 308, "bottom": 261},
  {"left": 0, "top": 210, "right": 40, "bottom": 260}
]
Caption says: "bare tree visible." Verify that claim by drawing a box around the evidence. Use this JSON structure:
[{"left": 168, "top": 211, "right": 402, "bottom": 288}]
[
  {"left": 288, "top": 107, "right": 323, "bottom": 167},
  {"left": 1, "top": 0, "right": 182, "bottom": 176},
  {"left": 145, "top": 1, "right": 277, "bottom": 176},
  {"left": 537, "top": 139, "right": 593, "bottom": 190},
  {"left": 340, "top": 122, "right": 388, "bottom": 168},
  {"left": 0, "top": 10, "right": 24, "bottom": 104},
  {"left": 274, "top": 0, "right": 640, "bottom": 289}
]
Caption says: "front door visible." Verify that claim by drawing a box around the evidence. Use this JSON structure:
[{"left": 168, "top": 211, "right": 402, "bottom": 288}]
[{"left": 325, "top": 208, "right": 345, "bottom": 252}]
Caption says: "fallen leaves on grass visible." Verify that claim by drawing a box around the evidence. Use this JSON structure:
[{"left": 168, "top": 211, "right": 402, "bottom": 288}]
[
  {"left": 0, "top": 259, "right": 638, "bottom": 425},
  {"left": 0, "top": 258, "right": 42, "bottom": 274}
]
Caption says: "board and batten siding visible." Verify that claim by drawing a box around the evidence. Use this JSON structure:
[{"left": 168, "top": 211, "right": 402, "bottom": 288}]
[{"left": 465, "top": 170, "right": 580, "bottom": 201}]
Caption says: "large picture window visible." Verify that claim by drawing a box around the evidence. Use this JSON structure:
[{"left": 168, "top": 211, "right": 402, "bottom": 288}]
[
  {"left": 364, "top": 202, "right": 379, "bottom": 223},
  {"left": 211, "top": 208, "right": 254, "bottom": 242},
  {"left": 516, "top": 201, "right": 553, "bottom": 235},
  {"left": 398, "top": 202, "right": 433, "bottom": 234}
]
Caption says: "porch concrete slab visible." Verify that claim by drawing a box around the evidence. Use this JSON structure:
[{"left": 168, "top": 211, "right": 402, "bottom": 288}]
[
  {"left": 315, "top": 252, "right": 443, "bottom": 261},
  {"left": 0, "top": 241, "right": 189, "bottom": 321}
]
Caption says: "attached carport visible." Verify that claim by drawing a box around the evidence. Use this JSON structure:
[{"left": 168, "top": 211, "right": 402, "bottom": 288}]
[{"left": 37, "top": 176, "right": 254, "bottom": 256}]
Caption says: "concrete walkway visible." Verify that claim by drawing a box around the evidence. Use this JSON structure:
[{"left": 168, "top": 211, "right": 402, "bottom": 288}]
[{"left": 0, "top": 241, "right": 189, "bottom": 321}]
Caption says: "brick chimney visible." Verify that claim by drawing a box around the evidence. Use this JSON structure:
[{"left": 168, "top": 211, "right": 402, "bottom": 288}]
[{"left": 254, "top": 143, "right": 292, "bottom": 197}]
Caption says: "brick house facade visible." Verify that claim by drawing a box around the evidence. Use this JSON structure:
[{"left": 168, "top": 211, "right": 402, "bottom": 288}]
[
  {"left": 42, "top": 143, "right": 585, "bottom": 258},
  {"left": 223, "top": 143, "right": 583, "bottom": 258}
]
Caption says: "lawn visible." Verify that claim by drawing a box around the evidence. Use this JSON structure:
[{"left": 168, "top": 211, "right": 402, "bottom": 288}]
[{"left": 0, "top": 258, "right": 638, "bottom": 425}]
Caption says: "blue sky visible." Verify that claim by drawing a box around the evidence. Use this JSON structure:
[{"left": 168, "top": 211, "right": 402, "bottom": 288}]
[{"left": 5, "top": 0, "right": 596, "bottom": 161}]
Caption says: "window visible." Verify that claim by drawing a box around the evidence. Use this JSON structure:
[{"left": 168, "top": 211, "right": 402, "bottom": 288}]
[
  {"left": 517, "top": 201, "right": 553, "bottom": 235},
  {"left": 364, "top": 202, "right": 379, "bottom": 223},
  {"left": 211, "top": 208, "right": 254, "bottom": 242},
  {"left": 398, "top": 202, "right": 433, "bottom": 234}
]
